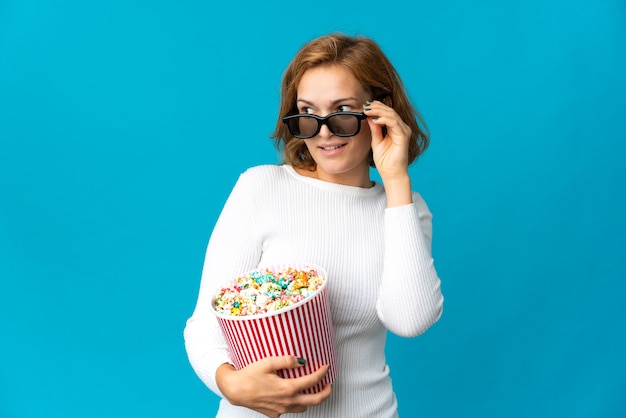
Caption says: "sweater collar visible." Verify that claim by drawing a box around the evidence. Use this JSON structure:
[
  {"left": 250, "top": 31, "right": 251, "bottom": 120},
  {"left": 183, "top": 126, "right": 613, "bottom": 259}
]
[{"left": 282, "top": 165, "right": 384, "bottom": 198}]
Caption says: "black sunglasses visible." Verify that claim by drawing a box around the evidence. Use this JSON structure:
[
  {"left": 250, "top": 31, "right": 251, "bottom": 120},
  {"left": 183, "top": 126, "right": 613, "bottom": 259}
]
[{"left": 282, "top": 111, "right": 368, "bottom": 139}]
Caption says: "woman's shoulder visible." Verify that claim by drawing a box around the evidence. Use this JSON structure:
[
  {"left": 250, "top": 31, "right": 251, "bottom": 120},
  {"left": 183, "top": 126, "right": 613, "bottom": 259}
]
[
  {"left": 232, "top": 164, "right": 293, "bottom": 191},
  {"left": 241, "top": 164, "right": 285, "bottom": 176},
  {"left": 238, "top": 164, "right": 289, "bottom": 183}
]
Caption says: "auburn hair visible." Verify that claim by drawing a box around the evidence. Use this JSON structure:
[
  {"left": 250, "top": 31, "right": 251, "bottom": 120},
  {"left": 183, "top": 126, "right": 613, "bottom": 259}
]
[{"left": 271, "top": 33, "right": 429, "bottom": 169}]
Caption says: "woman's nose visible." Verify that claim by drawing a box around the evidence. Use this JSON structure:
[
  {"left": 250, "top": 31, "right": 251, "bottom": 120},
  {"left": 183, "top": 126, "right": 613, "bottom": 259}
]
[{"left": 318, "top": 122, "right": 332, "bottom": 138}]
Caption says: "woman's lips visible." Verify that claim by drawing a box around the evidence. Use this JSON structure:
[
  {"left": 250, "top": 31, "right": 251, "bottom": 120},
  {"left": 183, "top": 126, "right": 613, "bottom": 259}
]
[{"left": 318, "top": 143, "right": 347, "bottom": 155}]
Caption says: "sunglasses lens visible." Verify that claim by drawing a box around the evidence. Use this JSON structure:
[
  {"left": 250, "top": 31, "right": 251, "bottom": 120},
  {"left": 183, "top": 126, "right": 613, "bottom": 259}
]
[
  {"left": 328, "top": 114, "right": 360, "bottom": 136},
  {"left": 285, "top": 115, "right": 317, "bottom": 138},
  {"left": 297, "top": 116, "right": 319, "bottom": 137}
]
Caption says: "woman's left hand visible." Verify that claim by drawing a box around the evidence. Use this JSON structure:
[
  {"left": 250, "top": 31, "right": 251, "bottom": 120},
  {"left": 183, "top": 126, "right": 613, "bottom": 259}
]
[{"left": 364, "top": 100, "right": 412, "bottom": 180}]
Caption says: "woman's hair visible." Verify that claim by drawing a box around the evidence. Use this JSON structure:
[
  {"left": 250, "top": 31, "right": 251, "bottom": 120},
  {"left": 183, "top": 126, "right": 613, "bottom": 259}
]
[{"left": 271, "top": 33, "right": 429, "bottom": 170}]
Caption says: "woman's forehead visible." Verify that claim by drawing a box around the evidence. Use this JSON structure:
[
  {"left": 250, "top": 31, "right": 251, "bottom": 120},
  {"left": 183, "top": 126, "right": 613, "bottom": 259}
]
[{"left": 297, "top": 65, "right": 368, "bottom": 104}]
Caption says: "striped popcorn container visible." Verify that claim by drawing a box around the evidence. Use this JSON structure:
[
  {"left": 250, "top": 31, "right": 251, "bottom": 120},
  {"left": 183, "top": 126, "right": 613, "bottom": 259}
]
[{"left": 211, "top": 263, "right": 337, "bottom": 394}]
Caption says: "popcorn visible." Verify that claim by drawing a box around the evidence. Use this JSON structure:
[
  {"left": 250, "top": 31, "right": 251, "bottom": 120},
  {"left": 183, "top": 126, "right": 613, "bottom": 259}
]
[{"left": 213, "top": 267, "right": 325, "bottom": 316}]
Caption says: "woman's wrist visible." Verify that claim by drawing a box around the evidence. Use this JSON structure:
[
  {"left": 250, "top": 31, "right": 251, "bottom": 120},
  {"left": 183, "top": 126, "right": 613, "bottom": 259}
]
[
  {"left": 216, "top": 363, "right": 237, "bottom": 402},
  {"left": 381, "top": 174, "right": 412, "bottom": 207}
]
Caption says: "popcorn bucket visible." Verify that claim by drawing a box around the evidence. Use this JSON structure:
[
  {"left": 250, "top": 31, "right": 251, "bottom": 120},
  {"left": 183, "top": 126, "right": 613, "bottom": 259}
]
[{"left": 211, "top": 263, "right": 337, "bottom": 394}]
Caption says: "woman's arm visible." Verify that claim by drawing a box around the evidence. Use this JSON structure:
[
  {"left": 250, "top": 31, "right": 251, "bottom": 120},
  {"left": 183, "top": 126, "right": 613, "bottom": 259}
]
[
  {"left": 376, "top": 194, "right": 443, "bottom": 337},
  {"left": 183, "top": 170, "right": 264, "bottom": 394},
  {"left": 183, "top": 168, "right": 332, "bottom": 415},
  {"left": 364, "top": 100, "right": 443, "bottom": 337}
]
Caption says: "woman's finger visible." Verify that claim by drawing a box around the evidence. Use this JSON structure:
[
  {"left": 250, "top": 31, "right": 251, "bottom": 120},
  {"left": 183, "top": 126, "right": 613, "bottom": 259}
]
[
  {"left": 291, "top": 364, "right": 330, "bottom": 392},
  {"left": 364, "top": 101, "right": 410, "bottom": 140},
  {"left": 255, "top": 356, "right": 331, "bottom": 398},
  {"left": 260, "top": 355, "right": 307, "bottom": 373}
]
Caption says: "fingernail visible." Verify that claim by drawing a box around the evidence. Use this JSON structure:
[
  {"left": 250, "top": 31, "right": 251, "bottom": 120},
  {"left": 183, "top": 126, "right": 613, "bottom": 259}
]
[
  {"left": 297, "top": 357, "right": 306, "bottom": 365},
  {"left": 373, "top": 117, "right": 379, "bottom": 121},
  {"left": 367, "top": 100, "right": 373, "bottom": 103}
]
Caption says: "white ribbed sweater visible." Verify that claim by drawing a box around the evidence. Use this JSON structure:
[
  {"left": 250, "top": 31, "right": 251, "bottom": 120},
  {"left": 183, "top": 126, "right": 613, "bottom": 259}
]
[{"left": 184, "top": 165, "right": 443, "bottom": 417}]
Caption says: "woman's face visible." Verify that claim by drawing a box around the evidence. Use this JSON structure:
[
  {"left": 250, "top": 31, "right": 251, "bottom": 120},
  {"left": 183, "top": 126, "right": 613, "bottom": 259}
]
[{"left": 296, "top": 65, "right": 373, "bottom": 187}]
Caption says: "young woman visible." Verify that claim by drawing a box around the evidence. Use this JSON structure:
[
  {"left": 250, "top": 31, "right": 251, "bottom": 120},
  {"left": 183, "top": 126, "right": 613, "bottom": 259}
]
[{"left": 184, "top": 33, "right": 444, "bottom": 418}]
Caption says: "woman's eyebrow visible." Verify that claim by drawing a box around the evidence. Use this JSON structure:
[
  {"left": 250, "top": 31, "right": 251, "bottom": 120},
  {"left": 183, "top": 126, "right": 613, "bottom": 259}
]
[{"left": 296, "top": 97, "right": 361, "bottom": 106}]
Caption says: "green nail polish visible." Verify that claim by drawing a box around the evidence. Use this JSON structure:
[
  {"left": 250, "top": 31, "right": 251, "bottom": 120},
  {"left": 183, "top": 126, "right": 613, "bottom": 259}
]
[
  {"left": 373, "top": 117, "right": 379, "bottom": 121},
  {"left": 297, "top": 357, "right": 306, "bottom": 365}
]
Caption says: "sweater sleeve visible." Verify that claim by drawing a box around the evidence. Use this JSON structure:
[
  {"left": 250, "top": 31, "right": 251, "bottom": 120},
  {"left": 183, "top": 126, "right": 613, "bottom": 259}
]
[
  {"left": 183, "top": 170, "right": 264, "bottom": 396},
  {"left": 376, "top": 192, "right": 444, "bottom": 337}
]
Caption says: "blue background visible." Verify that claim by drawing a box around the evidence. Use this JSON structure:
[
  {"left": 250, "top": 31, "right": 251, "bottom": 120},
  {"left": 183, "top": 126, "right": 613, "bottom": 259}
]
[{"left": 1, "top": 1, "right": 624, "bottom": 417}]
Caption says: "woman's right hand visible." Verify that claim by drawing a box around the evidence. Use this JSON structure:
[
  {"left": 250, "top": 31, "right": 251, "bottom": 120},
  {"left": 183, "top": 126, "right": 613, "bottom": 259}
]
[{"left": 215, "top": 356, "right": 332, "bottom": 417}]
